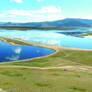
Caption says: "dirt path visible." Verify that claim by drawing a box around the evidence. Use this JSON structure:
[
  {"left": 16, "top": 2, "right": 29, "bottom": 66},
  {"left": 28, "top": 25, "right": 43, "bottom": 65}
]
[{"left": 0, "top": 65, "right": 92, "bottom": 73}]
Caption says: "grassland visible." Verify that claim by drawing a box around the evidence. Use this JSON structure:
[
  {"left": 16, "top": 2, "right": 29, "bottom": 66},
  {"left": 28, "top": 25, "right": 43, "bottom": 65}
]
[
  {"left": 0, "top": 37, "right": 92, "bottom": 92},
  {"left": 0, "top": 68, "right": 91, "bottom": 92}
]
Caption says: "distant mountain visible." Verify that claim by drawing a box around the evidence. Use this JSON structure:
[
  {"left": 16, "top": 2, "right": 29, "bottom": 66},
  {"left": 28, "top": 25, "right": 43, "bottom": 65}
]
[
  {"left": 0, "top": 18, "right": 92, "bottom": 28},
  {"left": 68, "top": 18, "right": 92, "bottom": 25},
  {"left": 51, "top": 18, "right": 90, "bottom": 27}
]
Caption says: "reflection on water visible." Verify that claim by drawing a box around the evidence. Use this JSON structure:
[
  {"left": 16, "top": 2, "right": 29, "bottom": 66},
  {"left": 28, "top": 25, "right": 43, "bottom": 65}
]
[
  {"left": 0, "top": 41, "right": 54, "bottom": 62},
  {"left": 0, "top": 28, "right": 92, "bottom": 49}
]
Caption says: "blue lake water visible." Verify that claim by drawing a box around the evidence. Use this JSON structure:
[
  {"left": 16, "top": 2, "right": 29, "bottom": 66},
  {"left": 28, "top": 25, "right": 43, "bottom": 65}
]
[
  {"left": 0, "top": 41, "right": 54, "bottom": 62},
  {"left": 0, "top": 28, "right": 92, "bottom": 49}
]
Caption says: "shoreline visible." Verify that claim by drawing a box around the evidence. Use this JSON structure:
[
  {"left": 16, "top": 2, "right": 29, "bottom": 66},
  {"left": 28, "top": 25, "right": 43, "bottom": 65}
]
[
  {"left": 0, "top": 36, "right": 92, "bottom": 63},
  {"left": 0, "top": 36, "right": 60, "bottom": 63}
]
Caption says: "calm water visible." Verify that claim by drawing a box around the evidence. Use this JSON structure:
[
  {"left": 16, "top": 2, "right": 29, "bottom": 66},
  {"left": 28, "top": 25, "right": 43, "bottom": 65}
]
[
  {"left": 0, "top": 28, "right": 92, "bottom": 49},
  {"left": 0, "top": 41, "right": 54, "bottom": 62}
]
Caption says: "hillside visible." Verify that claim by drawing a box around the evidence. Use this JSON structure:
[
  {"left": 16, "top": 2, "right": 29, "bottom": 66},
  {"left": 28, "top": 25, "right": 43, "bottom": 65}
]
[{"left": 0, "top": 18, "right": 92, "bottom": 28}]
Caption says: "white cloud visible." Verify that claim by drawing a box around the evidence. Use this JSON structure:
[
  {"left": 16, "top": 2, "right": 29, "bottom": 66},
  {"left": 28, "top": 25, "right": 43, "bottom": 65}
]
[
  {"left": 11, "top": 0, "right": 22, "bottom": 3},
  {"left": 41, "top": 6, "right": 62, "bottom": 13},
  {"left": 7, "top": 6, "right": 61, "bottom": 14},
  {"left": 67, "top": 13, "right": 92, "bottom": 20},
  {"left": 0, "top": 14, "right": 6, "bottom": 17},
  {"left": 80, "top": 14, "right": 92, "bottom": 19},
  {"left": 6, "top": 9, "right": 32, "bottom": 16},
  {"left": 37, "top": 0, "right": 41, "bottom": 2},
  {"left": 0, "top": 6, "right": 65, "bottom": 22}
]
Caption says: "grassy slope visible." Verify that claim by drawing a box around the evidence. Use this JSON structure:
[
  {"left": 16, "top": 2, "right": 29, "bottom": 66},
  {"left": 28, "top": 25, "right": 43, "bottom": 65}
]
[
  {"left": 0, "top": 68, "right": 92, "bottom": 92},
  {"left": 0, "top": 38, "right": 92, "bottom": 92}
]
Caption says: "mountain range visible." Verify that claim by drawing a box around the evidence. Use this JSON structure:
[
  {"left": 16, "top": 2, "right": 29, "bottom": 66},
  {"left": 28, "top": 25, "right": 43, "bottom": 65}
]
[{"left": 0, "top": 18, "right": 92, "bottom": 28}]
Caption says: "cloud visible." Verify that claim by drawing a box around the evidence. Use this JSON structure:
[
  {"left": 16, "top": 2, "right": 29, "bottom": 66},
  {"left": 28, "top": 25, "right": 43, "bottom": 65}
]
[
  {"left": 0, "top": 6, "right": 65, "bottom": 22},
  {"left": 11, "top": 0, "right": 22, "bottom": 3},
  {"left": 68, "top": 14, "right": 92, "bottom": 20},
  {"left": 41, "top": 6, "right": 62, "bottom": 13},
  {"left": 6, "top": 9, "right": 32, "bottom": 16},
  {"left": 37, "top": 0, "right": 41, "bottom": 2},
  {"left": 0, "top": 14, "right": 6, "bottom": 17},
  {"left": 6, "top": 6, "right": 61, "bottom": 14}
]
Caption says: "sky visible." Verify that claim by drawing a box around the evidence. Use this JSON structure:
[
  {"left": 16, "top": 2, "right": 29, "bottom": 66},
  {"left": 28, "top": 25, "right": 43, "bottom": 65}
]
[{"left": 0, "top": 0, "right": 92, "bottom": 22}]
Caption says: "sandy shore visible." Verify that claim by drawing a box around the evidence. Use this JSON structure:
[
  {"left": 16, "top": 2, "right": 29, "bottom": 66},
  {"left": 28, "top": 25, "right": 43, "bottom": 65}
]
[{"left": 0, "top": 36, "right": 92, "bottom": 51}]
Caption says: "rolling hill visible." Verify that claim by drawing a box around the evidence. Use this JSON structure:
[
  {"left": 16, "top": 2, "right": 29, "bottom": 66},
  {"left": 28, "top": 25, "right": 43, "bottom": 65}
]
[{"left": 0, "top": 18, "right": 92, "bottom": 28}]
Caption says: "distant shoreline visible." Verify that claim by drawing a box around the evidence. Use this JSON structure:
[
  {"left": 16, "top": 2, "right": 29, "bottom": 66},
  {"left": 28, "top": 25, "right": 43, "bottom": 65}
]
[{"left": 0, "top": 26, "right": 80, "bottom": 30}]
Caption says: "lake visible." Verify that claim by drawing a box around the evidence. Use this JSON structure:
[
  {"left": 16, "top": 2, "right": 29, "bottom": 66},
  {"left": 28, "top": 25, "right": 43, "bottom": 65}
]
[
  {"left": 0, "top": 28, "right": 92, "bottom": 49},
  {"left": 0, "top": 40, "right": 54, "bottom": 62}
]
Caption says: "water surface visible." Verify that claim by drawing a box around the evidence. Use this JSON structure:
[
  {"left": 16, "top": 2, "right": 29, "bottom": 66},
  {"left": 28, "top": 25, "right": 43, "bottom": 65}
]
[
  {"left": 0, "top": 41, "right": 54, "bottom": 62},
  {"left": 0, "top": 28, "right": 92, "bottom": 49}
]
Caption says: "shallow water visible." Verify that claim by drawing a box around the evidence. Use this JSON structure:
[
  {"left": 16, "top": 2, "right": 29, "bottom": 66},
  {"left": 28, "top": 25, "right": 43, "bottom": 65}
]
[
  {"left": 0, "top": 41, "right": 54, "bottom": 62},
  {"left": 0, "top": 28, "right": 92, "bottom": 49}
]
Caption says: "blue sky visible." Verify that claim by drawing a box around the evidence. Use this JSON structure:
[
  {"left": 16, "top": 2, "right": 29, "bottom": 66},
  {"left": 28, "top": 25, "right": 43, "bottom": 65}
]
[{"left": 0, "top": 0, "right": 92, "bottom": 22}]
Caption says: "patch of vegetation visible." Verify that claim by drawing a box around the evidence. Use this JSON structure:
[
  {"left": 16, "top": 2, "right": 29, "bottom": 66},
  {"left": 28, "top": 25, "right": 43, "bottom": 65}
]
[
  {"left": 1, "top": 71, "right": 23, "bottom": 77},
  {"left": 35, "top": 82, "right": 52, "bottom": 87},
  {"left": 70, "top": 86, "right": 86, "bottom": 92}
]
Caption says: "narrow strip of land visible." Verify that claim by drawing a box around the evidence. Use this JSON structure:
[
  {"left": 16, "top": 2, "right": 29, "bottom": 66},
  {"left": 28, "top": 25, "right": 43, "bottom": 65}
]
[{"left": 0, "top": 36, "right": 92, "bottom": 51}]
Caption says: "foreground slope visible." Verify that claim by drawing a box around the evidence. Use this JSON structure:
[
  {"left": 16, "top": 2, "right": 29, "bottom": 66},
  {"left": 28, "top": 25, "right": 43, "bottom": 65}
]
[{"left": 0, "top": 38, "right": 92, "bottom": 92}]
